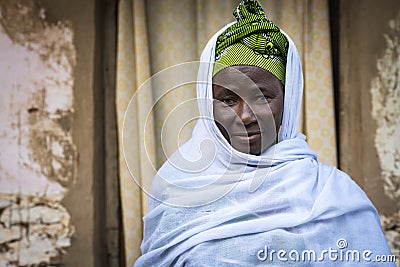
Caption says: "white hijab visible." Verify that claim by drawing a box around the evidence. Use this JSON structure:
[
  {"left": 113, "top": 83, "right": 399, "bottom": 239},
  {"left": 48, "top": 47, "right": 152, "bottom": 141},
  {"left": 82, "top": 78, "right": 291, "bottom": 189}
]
[{"left": 134, "top": 24, "right": 393, "bottom": 267}]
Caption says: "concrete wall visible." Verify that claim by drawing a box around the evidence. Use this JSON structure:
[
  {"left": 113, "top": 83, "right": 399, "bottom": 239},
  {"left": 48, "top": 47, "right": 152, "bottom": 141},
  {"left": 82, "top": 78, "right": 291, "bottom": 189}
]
[
  {"left": 339, "top": 0, "right": 400, "bottom": 257},
  {"left": 0, "top": 0, "right": 115, "bottom": 266}
]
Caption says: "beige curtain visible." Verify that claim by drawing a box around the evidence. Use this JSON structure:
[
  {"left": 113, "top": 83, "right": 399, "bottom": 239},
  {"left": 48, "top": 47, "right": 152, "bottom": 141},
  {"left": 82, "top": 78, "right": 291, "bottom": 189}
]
[{"left": 116, "top": 0, "right": 337, "bottom": 265}]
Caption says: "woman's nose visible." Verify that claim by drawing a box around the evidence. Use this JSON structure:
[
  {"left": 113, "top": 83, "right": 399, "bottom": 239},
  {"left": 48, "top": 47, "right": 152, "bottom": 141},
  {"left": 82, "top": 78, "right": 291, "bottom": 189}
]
[{"left": 238, "top": 101, "right": 256, "bottom": 125}]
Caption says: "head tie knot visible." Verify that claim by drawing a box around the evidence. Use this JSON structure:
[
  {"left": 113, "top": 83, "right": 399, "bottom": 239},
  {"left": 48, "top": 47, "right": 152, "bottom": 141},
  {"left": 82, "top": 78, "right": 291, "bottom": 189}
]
[{"left": 213, "top": 0, "right": 289, "bottom": 85}]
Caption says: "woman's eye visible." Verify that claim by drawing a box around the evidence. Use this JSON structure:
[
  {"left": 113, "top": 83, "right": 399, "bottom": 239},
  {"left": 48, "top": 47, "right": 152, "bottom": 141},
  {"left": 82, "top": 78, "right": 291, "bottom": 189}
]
[
  {"left": 264, "top": 94, "right": 275, "bottom": 101},
  {"left": 255, "top": 95, "right": 270, "bottom": 102},
  {"left": 221, "top": 98, "right": 237, "bottom": 105}
]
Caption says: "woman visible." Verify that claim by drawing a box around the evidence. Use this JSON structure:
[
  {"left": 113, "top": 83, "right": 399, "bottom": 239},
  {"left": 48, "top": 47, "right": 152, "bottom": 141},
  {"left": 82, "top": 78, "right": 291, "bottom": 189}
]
[{"left": 135, "top": 0, "right": 394, "bottom": 266}]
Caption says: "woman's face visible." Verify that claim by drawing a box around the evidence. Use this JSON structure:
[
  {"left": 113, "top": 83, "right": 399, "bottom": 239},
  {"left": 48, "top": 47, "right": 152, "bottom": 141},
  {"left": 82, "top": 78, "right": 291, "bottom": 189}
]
[{"left": 212, "top": 66, "right": 284, "bottom": 155}]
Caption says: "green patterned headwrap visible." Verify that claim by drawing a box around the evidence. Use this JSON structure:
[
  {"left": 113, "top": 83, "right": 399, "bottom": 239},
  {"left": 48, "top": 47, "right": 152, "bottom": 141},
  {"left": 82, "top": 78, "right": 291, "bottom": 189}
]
[{"left": 213, "top": 0, "right": 289, "bottom": 84}]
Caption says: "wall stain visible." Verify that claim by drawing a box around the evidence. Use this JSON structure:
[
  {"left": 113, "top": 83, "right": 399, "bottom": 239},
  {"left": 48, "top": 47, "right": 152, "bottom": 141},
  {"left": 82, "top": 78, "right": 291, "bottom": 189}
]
[
  {"left": 371, "top": 11, "right": 400, "bottom": 202},
  {"left": 29, "top": 117, "right": 76, "bottom": 186},
  {"left": 370, "top": 11, "right": 400, "bottom": 259},
  {"left": 0, "top": 0, "right": 76, "bottom": 265}
]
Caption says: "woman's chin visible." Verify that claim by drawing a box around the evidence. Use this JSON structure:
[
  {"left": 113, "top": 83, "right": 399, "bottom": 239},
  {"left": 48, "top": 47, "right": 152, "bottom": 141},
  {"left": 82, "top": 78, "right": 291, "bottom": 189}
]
[{"left": 231, "top": 137, "right": 276, "bottom": 155}]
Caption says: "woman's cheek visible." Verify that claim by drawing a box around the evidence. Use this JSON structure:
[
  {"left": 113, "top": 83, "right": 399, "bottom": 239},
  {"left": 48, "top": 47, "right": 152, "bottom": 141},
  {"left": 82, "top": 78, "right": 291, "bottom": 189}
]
[
  {"left": 272, "top": 107, "right": 284, "bottom": 127},
  {"left": 214, "top": 106, "right": 237, "bottom": 126}
]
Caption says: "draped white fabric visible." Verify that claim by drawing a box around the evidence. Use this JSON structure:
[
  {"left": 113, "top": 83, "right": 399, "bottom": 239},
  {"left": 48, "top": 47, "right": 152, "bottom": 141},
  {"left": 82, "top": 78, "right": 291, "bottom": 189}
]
[{"left": 134, "top": 24, "right": 393, "bottom": 266}]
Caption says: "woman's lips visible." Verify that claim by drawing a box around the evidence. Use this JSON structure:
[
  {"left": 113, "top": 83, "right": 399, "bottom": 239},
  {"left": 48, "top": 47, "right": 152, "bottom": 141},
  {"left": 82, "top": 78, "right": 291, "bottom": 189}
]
[{"left": 233, "top": 131, "right": 262, "bottom": 143}]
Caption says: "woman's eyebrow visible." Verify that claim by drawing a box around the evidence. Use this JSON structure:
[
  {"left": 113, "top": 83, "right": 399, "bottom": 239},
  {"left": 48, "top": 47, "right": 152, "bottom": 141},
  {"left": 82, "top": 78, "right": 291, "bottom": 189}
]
[
  {"left": 216, "top": 87, "right": 237, "bottom": 95},
  {"left": 223, "top": 87, "right": 238, "bottom": 94},
  {"left": 257, "top": 85, "right": 280, "bottom": 94}
]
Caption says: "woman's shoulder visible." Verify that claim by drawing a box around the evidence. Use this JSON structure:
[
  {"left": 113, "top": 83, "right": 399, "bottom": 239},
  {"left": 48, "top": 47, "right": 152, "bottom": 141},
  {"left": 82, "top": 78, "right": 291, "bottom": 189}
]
[{"left": 316, "top": 162, "right": 378, "bottom": 214}]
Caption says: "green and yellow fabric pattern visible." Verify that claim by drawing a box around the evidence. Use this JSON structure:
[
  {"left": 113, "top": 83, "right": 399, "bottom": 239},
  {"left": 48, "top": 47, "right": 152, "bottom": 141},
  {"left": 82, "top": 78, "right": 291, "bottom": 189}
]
[{"left": 213, "top": 0, "right": 289, "bottom": 84}]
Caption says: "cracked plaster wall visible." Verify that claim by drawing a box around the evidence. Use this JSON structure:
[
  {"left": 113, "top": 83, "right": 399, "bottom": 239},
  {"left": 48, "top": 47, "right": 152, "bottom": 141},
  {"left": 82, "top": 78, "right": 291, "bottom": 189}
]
[
  {"left": 371, "top": 11, "right": 400, "bottom": 258},
  {"left": 339, "top": 1, "right": 400, "bottom": 262},
  {"left": 371, "top": 11, "right": 400, "bottom": 205},
  {"left": 0, "top": 1, "right": 76, "bottom": 266}
]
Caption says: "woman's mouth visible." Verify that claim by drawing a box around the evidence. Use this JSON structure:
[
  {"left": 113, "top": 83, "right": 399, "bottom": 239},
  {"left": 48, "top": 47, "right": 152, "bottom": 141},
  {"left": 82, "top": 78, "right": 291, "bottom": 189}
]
[{"left": 233, "top": 131, "right": 262, "bottom": 143}]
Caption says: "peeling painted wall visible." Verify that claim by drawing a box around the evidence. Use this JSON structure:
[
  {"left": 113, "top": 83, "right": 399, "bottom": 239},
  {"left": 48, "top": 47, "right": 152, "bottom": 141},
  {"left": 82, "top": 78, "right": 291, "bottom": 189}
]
[
  {"left": 371, "top": 11, "right": 400, "bottom": 258},
  {"left": 339, "top": 0, "right": 400, "bottom": 262},
  {"left": 0, "top": 1, "right": 76, "bottom": 265},
  {"left": 371, "top": 11, "right": 400, "bottom": 203}
]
